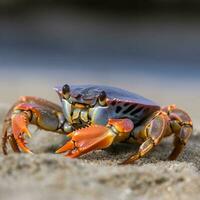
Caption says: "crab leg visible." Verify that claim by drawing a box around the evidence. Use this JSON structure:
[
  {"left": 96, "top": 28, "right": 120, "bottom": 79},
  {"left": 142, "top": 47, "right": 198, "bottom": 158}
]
[
  {"left": 162, "top": 105, "right": 193, "bottom": 160},
  {"left": 121, "top": 111, "right": 168, "bottom": 164},
  {"left": 56, "top": 118, "right": 134, "bottom": 158},
  {"left": 2, "top": 96, "right": 66, "bottom": 154}
]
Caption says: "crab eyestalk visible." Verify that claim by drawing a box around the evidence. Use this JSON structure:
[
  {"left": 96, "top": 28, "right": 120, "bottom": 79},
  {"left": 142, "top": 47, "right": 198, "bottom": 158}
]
[
  {"left": 54, "top": 85, "right": 73, "bottom": 123},
  {"left": 62, "top": 84, "right": 70, "bottom": 99},
  {"left": 54, "top": 84, "right": 70, "bottom": 100},
  {"left": 98, "top": 91, "right": 107, "bottom": 106}
]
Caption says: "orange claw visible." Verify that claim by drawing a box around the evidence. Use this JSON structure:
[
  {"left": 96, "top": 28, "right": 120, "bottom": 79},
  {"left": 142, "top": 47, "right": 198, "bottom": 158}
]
[
  {"left": 56, "top": 125, "right": 116, "bottom": 158},
  {"left": 12, "top": 112, "right": 33, "bottom": 153}
]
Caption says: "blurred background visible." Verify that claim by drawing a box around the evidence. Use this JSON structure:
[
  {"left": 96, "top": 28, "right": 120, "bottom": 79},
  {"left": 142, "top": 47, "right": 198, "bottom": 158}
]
[{"left": 0, "top": 0, "right": 200, "bottom": 128}]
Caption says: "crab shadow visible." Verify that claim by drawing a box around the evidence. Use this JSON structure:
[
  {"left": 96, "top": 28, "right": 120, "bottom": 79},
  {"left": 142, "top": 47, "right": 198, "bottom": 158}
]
[
  {"left": 79, "top": 134, "right": 200, "bottom": 167},
  {"left": 79, "top": 141, "right": 170, "bottom": 164}
]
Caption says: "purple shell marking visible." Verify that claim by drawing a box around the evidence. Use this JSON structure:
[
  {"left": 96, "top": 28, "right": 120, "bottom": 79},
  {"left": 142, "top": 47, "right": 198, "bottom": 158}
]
[{"left": 70, "top": 85, "right": 159, "bottom": 107}]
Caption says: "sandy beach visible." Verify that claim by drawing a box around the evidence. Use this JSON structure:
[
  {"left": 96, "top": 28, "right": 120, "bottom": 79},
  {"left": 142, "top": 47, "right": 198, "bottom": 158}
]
[{"left": 0, "top": 89, "right": 199, "bottom": 200}]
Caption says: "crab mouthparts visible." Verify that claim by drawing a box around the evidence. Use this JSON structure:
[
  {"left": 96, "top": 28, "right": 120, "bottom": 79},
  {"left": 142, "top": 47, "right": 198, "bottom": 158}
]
[{"left": 74, "top": 103, "right": 86, "bottom": 109}]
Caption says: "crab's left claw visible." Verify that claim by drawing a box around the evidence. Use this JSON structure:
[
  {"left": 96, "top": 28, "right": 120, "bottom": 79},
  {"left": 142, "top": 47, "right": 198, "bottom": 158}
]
[
  {"left": 56, "top": 118, "right": 134, "bottom": 158},
  {"left": 56, "top": 125, "right": 116, "bottom": 158}
]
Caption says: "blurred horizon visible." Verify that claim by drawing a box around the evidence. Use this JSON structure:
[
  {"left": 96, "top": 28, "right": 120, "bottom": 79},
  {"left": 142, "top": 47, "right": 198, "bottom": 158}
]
[{"left": 0, "top": 1, "right": 199, "bottom": 128}]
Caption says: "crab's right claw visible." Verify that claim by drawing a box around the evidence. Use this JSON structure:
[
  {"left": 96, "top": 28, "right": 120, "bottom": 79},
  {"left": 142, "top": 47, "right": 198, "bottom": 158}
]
[
  {"left": 12, "top": 112, "right": 33, "bottom": 154},
  {"left": 56, "top": 125, "right": 116, "bottom": 158}
]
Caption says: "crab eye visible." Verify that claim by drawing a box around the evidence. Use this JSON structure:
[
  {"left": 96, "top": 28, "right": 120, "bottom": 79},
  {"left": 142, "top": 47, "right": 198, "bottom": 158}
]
[
  {"left": 98, "top": 91, "right": 107, "bottom": 106},
  {"left": 62, "top": 84, "right": 70, "bottom": 99}
]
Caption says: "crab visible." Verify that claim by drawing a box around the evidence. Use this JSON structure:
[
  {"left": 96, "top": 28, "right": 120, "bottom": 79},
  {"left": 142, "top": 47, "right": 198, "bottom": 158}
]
[{"left": 2, "top": 84, "right": 193, "bottom": 164}]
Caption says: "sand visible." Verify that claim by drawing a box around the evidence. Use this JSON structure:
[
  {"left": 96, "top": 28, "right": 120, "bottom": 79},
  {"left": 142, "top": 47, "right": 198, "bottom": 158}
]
[{"left": 0, "top": 104, "right": 200, "bottom": 200}]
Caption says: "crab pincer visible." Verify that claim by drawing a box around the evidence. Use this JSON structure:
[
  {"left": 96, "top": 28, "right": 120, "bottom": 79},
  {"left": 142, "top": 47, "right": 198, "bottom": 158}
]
[
  {"left": 11, "top": 110, "right": 33, "bottom": 153},
  {"left": 56, "top": 125, "right": 116, "bottom": 158},
  {"left": 2, "top": 97, "right": 65, "bottom": 154},
  {"left": 56, "top": 118, "right": 134, "bottom": 158}
]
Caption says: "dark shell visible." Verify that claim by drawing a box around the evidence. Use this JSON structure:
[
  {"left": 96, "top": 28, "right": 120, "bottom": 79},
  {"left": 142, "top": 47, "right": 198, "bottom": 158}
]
[{"left": 70, "top": 85, "right": 160, "bottom": 107}]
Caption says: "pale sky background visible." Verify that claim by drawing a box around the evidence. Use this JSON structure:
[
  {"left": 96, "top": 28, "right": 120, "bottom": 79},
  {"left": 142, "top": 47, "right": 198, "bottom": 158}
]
[{"left": 0, "top": 5, "right": 199, "bottom": 129}]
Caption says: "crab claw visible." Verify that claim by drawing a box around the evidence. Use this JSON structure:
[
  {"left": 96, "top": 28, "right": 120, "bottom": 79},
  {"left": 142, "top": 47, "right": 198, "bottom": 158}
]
[
  {"left": 56, "top": 125, "right": 116, "bottom": 158},
  {"left": 12, "top": 112, "right": 33, "bottom": 154}
]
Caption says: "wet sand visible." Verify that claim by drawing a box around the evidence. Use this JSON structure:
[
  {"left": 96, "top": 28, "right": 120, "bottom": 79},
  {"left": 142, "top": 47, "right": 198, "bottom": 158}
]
[{"left": 0, "top": 102, "right": 200, "bottom": 200}]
